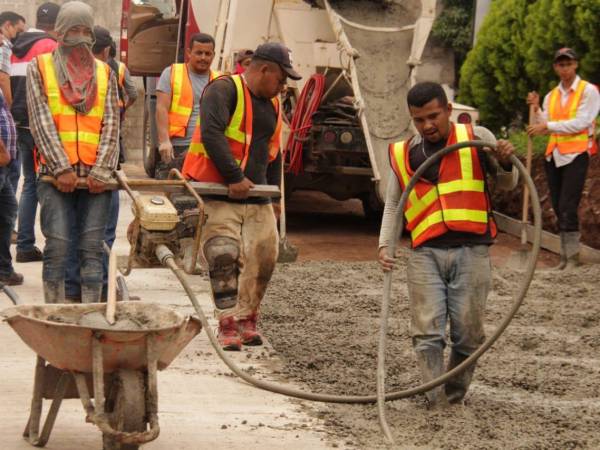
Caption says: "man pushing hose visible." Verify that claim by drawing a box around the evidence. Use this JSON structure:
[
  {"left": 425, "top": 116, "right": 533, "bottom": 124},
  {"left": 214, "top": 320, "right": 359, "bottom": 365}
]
[{"left": 378, "top": 82, "right": 517, "bottom": 408}]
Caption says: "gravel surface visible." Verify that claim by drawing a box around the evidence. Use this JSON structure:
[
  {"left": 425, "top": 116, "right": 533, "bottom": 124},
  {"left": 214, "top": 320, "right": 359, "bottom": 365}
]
[{"left": 261, "top": 258, "right": 600, "bottom": 449}]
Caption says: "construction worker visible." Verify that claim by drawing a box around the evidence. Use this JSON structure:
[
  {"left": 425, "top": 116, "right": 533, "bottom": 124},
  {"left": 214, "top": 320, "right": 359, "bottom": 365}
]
[
  {"left": 527, "top": 48, "right": 600, "bottom": 269},
  {"left": 378, "top": 82, "right": 517, "bottom": 408},
  {"left": 155, "top": 32, "right": 218, "bottom": 179},
  {"left": 10, "top": 2, "right": 59, "bottom": 263},
  {"left": 26, "top": 1, "right": 119, "bottom": 303},
  {"left": 182, "top": 42, "right": 301, "bottom": 351}
]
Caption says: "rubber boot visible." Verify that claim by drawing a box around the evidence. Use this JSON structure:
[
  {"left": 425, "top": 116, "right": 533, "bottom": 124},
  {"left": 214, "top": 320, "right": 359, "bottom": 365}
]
[
  {"left": 43, "top": 281, "right": 65, "bottom": 304},
  {"left": 415, "top": 348, "right": 450, "bottom": 410},
  {"left": 542, "top": 232, "right": 567, "bottom": 271},
  {"left": 444, "top": 350, "right": 476, "bottom": 404},
  {"left": 563, "top": 231, "right": 581, "bottom": 270},
  {"left": 217, "top": 316, "right": 242, "bottom": 351}
]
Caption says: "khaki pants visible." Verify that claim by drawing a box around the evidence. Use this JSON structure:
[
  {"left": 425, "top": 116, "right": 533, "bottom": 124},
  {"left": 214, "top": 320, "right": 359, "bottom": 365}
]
[{"left": 201, "top": 200, "right": 279, "bottom": 320}]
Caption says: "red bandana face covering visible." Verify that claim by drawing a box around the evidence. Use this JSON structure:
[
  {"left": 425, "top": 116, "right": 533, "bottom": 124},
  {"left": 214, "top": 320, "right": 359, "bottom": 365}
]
[{"left": 54, "top": 42, "right": 97, "bottom": 114}]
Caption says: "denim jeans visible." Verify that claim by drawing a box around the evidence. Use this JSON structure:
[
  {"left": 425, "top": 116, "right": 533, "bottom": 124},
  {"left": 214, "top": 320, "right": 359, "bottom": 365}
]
[
  {"left": 406, "top": 245, "right": 491, "bottom": 356},
  {"left": 16, "top": 129, "right": 38, "bottom": 252},
  {"left": 65, "top": 189, "right": 119, "bottom": 299},
  {"left": 38, "top": 182, "right": 112, "bottom": 303},
  {"left": 8, "top": 149, "right": 20, "bottom": 198},
  {"left": 0, "top": 166, "right": 17, "bottom": 277}
]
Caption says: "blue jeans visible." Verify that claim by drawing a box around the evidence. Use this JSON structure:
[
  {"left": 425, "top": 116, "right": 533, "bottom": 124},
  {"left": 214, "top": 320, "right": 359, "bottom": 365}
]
[
  {"left": 65, "top": 189, "right": 119, "bottom": 299},
  {"left": 0, "top": 166, "right": 16, "bottom": 277},
  {"left": 38, "top": 182, "right": 112, "bottom": 303},
  {"left": 406, "top": 245, "right": 491, "bottom": 356},
  {"left": 8, "top": 149, "right": 20, "bottom": 199},
  {"left": 16, "top": 129, "right": 38, "bottom": 252}
]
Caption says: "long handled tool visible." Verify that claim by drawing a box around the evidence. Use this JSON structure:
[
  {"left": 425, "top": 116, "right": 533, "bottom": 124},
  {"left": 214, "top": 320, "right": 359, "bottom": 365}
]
[
  {"left": 516, "top": 104, "right": 536, "bottom": 268},
  {"left": 277, "top": 161, "right": 299, "bottom": 263}
]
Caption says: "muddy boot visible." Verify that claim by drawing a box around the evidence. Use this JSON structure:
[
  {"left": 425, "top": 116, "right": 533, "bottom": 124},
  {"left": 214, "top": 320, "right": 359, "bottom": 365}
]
[
  {"left": 563, "top": 231, "right": 581, "bottom": 270},
  {"left": 416, "top": 348, "right": 449, "bottom": 410},
  {"left": 444, "top": 350, "right": 476, "bottom": 404},
  {"left": 217, "top": 316, "right": 242, "bottom": 351},
  {"left": 543, "top": 232, "right": 568, "bottom": 271},
  {"left": 43, "top": 281, "right": 65, "bottom": 304},
  {"left": 238, "top": 313, "right": 263, "bottom": 346}
]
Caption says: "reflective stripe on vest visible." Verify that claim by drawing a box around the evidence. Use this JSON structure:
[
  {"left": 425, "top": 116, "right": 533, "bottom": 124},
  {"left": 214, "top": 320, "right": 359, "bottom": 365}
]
[
  {"left": 37, "top": 53, "right": 109, "bottom": 167},
  {"left": 117, "top": 61, "right": 126, "bottom": 108},
  {"left": 546, "top": 80, "right": 590, "bottom": 155},
  {"left": 168, "top": 65, "right": 219, "bottom": 138},
  {"left": 389, "top": 123, "right": 494, "bottom": 248},
  {"left": 182, "top": 74, "right": 282, "bottom": 183}
]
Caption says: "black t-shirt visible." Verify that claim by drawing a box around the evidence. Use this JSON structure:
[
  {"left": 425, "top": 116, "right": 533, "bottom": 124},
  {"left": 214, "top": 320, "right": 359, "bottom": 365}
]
[
  {"left": 407, "top": 136, "right": 496, "bottom": 248},
  {"left": 199, "top": 77, "right": 281, "bottom": 204}
]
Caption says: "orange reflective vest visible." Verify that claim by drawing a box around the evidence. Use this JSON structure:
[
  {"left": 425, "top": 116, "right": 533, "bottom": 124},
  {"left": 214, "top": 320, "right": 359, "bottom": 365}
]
[
  {"left": 546, "top": 80, "right": 594, "bottom": 156},
  {"left": 168, "top": 64, "right": 219, "bottom": 138},
  {"left": 389, "top": 123, "right": 496, "bottom": 248},
  {"left": 182, "top": 74, "right": 282, "bottom": 183},
  {"left": 37, "top": 53, "right": 110, "bottom": 167}
]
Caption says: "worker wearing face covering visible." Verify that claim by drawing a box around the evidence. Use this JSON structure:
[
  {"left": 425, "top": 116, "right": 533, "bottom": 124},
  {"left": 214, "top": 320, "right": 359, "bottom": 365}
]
[{"left": 26, "top": 1, "right": 119, "bottom": 304}]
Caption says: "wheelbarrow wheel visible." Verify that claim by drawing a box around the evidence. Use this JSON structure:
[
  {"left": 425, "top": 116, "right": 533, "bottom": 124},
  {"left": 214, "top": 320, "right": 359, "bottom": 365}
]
[{"left": 103, "top": 370, "right": 146, "bottom": 450}]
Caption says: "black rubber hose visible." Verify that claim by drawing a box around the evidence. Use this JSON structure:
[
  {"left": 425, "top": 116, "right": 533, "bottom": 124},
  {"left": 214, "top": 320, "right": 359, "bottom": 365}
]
[
  {"left": 156, "top": 137, "right": 542, "bottom": 409},
  {"left": 376, "top": 140, "right": 542, "bottom": 443}
]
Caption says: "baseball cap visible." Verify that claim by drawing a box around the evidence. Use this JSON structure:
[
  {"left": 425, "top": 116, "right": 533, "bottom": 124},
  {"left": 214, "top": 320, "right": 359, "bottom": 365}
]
[
  {"left": 554, "top": 47, "right": 577, "bottom": 62},
  {"left": 253, "top": 42, "right": 301, "bottom": 80},
  {"left": 92, "top": 26, "right": 112, "bottom": 52},
  {"left": 36, "top": 2, "right": 60, "bottom": 27}
]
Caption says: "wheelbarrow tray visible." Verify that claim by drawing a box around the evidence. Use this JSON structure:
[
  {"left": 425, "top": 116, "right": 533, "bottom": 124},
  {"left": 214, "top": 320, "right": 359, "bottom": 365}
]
[{"left": 2, "top": 302, "right": 202, "bottom": 373}]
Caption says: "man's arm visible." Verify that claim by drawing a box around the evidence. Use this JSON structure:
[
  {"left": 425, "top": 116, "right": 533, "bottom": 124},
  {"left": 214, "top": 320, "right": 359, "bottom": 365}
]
[
  {"left": 123, "top": 66, "right": 138, "bottom": 109},
  {"left": 474, "top": 126, "right": 518, "bottom": 191},
  {"left": 547, "top": 84, "right": 600, "bottom": 134},
  {"left": 0, "top": 136, "right": 10, "bottom": 167},
  {"left": 26, "top": 58, "right": 72, "bottom": 176},
  {"left": 377, "top": 174, "right": 401, "bottom": 271},
  {"left": 0, "top": 46, "right": 12, "bottom": 106},
  {"left": 155, "top": 67, "right": 172, "bottom": 147},
  {"left": 89, "top": 72, "right": 119, "bottom": 183}
]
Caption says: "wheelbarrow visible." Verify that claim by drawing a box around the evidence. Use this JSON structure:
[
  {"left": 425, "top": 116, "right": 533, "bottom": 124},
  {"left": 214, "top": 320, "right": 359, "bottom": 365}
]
[{"left": 2, "top": 302, "right": 202, "bottom": 449}]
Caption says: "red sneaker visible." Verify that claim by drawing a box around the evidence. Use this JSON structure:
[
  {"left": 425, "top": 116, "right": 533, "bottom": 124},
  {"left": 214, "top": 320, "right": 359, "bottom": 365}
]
[
  {"left": 217, "top": 317, "right": 242, "bottom": 351},
  {"left": 238, "top": 314, "right": 263, "bottom": 346}
]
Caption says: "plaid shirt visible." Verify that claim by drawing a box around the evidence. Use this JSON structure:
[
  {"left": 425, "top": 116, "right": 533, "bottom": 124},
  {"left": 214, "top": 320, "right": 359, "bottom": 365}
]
[
  {"left": 26, "top": 54, "right": 119, "bottom": 182},
  {"left": 0, "top": 41, "right": 12, "bottom": 74},
  {"left": 0, "top": 91, "right": 16, "bottom": 159}
]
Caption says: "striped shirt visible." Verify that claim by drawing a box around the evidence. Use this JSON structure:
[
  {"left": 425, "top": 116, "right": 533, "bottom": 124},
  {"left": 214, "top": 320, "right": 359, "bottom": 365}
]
[
  {"left": 0, "top": 91, "right": 16, "bottom": 159},
  {"left": 26, "top": 54, "right": 119, "bottom": 182}
]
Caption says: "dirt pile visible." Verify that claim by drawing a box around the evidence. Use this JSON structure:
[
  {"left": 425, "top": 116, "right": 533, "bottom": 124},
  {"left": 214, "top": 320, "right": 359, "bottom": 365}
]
[{"left": 262, "top": 259, "right": 600, "bottom": 449}]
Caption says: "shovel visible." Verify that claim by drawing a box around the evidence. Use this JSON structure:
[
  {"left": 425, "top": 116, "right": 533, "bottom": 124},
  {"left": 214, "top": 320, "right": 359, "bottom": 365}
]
[
  {"left": 277, "top": 160, "right": 299, "bottom": 263},
  {"left": 513, "top": 104, "right": 535, "bottom": 269}
]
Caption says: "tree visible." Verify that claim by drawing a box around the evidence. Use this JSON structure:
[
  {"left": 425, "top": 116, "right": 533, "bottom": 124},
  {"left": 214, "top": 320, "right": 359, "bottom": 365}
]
[{"left": 458, "top": 0, "right": 533, "bottom": 131}]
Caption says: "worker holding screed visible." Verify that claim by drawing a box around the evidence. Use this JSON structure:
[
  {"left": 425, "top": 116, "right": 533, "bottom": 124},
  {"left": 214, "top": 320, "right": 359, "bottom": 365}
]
[
  {"left": 27, "top": 1, "right": 119, "bottom": 304},
  {"left": 527, "top": 48, "right": 600, "bottom": 270},
  {"left": 182, "top": 43, "right": 301, "bottom": 351},
  {"left": 378, "top": 82, "right": 517, "bottom": 409}
]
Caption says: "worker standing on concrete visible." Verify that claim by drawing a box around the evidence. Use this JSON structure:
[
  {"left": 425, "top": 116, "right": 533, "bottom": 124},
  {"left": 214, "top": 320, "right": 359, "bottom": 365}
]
[
  {"left": 182, "top": 42, "right": 301, "bottom": 351},
  {"left": 378, "top": 82, "right": 517, "bottom": 408},
  {"left": 527, "top": 48, "right": 600, "bottom": 269},
  {"left": 155, "top": 33, "right": 218, "bottom": 179},
  {"left": 27, "top": 1, "right": 119, "bottom": 304}
]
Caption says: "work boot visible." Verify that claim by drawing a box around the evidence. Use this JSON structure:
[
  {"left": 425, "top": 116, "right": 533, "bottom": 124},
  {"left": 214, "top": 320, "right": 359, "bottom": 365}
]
[
  {"left": 0, "top": 271, "right": 24, "bottom": 286},
  {"left": 217, "top": 317, "right": 242, "bottom": 351},
  {"left": 415, "top": 347, "right": 450, "bottom": 410},
  {"left": 444, "top": 350, "right": 476, "bottom": 404},
  {"left": 16, "top": 246, "right": 43, "bottom": 263},
  {"left": 562, "top": 231, "right": 581, "bottom": 270},
  {"left": 543, "top": 232, "right": 568, "bottom": 271},
  {"left": 238, "top": 313, "right": 263, "bottom": 346}
]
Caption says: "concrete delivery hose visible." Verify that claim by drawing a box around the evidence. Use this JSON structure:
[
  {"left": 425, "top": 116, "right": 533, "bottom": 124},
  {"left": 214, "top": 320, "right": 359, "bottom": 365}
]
[{"left": 155, "top": 140, "right": 541, "bottom": 440}]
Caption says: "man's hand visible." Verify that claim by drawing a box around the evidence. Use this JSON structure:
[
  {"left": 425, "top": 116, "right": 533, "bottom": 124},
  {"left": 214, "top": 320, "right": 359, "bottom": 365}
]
[
  {"left": 0, "top": 142, "right": 9, "bottom": 167},
  {"left": 526, "top": 91, "right": 540, "bottom": 112},
  {"left": 272, "top": 202, "right": 281, "bottom": 221},
  {"left": 527, "top": 122, "right": 548, "bottom": 136},
  {"left": 87, "top": 176, "right": 107, "bottom": 194},
  {"left": 55, "top": 171, "right": 78, "bottom": 193},
  {"left": 494, "top": 139, "right": 514, "bottom": 164},
  {"left": 228, "top": 177, "right": 255, "bottom": 199},
  {"left": 158, "top": 141, "right": 174, "bottom": 164},
  {"left": 378, "top": 247, "right": 397, "bottom": 272}
]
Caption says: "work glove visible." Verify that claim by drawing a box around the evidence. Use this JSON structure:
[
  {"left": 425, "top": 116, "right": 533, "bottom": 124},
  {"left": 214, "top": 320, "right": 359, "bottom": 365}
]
[{"left": 159, "top": 141, "right": 174, "bottom": 164}]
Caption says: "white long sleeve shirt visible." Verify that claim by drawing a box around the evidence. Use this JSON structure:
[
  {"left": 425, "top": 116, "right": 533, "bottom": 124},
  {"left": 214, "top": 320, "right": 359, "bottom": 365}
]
[{"left": 538, "top": 76, "right": 600, "bottom": 167}]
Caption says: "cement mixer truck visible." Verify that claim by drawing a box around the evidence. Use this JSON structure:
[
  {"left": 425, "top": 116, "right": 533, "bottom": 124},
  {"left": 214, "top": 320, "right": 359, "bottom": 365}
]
[{"left": 120, "top": 0, "right": 478, "bottom": 215}]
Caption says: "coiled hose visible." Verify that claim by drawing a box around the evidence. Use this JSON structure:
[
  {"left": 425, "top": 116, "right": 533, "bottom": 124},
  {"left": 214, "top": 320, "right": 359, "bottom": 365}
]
[{"left": 155, "top": 139, "right": 541, "bottom": 437}]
